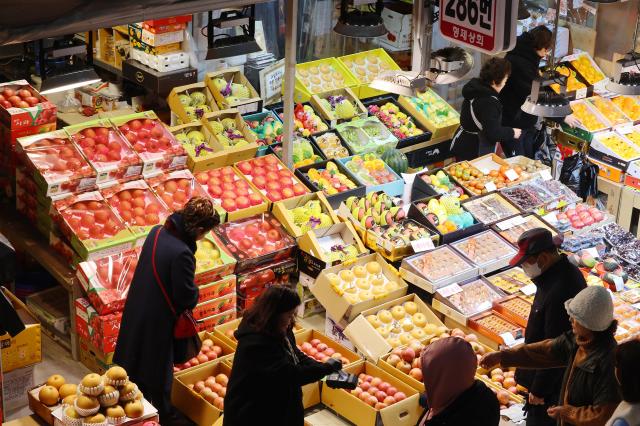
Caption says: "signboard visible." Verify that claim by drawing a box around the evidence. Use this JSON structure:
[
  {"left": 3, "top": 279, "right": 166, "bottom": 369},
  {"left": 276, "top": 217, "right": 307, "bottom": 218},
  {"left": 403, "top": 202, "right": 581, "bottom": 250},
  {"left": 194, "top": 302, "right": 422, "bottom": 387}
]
[
  {"left": 259, "top": 59, "right": 285, "bottom": 106},
  {"left": 439, "top": 0, "right": 518, "bottom": 55}
]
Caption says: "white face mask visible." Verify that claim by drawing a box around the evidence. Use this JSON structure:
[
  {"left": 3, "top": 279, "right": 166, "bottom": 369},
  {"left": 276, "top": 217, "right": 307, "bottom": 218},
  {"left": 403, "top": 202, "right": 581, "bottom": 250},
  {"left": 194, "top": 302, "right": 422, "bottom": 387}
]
[{"left": 522, "top": 261, "right": 543, "bottom": 278}]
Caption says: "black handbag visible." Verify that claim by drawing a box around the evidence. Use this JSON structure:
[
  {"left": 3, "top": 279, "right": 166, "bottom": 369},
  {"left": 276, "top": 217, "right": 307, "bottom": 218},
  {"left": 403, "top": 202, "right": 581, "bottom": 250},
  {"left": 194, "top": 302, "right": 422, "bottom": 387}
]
[{"left": 151, "top": 228, "right": 202, "bottom": 364}]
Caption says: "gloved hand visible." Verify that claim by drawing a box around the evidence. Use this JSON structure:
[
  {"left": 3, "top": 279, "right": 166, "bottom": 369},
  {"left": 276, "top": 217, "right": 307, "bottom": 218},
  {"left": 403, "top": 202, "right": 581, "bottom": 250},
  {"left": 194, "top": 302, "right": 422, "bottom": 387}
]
[{"left": 325, "top": 357, "right": 342, "bottom": 372}]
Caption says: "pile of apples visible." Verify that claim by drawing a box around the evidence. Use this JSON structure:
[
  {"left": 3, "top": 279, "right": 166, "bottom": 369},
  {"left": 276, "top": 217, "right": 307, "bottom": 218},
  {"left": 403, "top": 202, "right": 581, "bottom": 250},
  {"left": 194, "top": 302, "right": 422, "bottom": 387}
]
[
  {"left": 349, "top": 374, "right": 407, "bottom": 410},
  {"left": 149, "top": 172, "right": 208, "bottom": 211},
  {"left": 297, "top": 338, "right": 350, "bottom": 366},
  {"left": 117, "top": 118, "right": 181, "bottom": 156},
  {"left": 235, "top": 155, "right": 309, "bottom": 202},
  {"left": 61, "top": 198, "right": 126, "bottom": 241},
  {"left": 385, "top": 342, "right": 424, "bottom": 381},
  {"left": 24, "top": 136, "right": 93, "bottom": 176},
  {"left": 557, "top": 203, "right": 605, "bottom": 230},
  {"left": 106, "top": 185, "right": 169, "bottom": 229},
  {"left": 174, "top": 338, "right": 224, "bottom": 372},
  {"left": 215, "top": 214, "right": 295, "bottom": 261},
  {"left": 71, "top": 125, "right": 140, "bottom": 167},
  {"left": 0, "top": 86, "right": 41, "bottom": 109},
  {"left": 188, "top": 371, "right": 228, "bottom": 411},
  {"left": 478, "top": 368, "right": 518, "bottom": 408},
  {"left": 195, "top": 167, "right": 264, "bottom": 212}
]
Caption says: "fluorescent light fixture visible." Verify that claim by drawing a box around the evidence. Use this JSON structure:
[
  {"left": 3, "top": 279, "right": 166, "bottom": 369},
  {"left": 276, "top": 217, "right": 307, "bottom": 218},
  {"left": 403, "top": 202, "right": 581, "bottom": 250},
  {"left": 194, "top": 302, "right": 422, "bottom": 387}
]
[
  {"left": 429, "top": 47, "right": 474, "bottom": 85},
  {"left": 369, "top": 71, "right": 427, "bottom": 97},
  {"left": 40, "top": 67, "right": 101, "bottom": 95}
]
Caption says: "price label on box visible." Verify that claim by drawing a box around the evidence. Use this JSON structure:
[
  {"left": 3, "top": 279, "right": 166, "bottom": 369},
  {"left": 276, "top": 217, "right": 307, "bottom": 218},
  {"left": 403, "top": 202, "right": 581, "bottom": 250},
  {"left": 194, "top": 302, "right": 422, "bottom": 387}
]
[
  {"left": 500, "top": 332, "right": 516, "bottom": 346},
  {"left": 521, "top": 283, "right": 537, "bottom": 296},
  {"left": 485, "top": 181, "right": 497, "bottom": 192},
  {"left": 411, "top": 237, "right": 435, "bottom": 253},
  {"left": 540, "top": 169, "right": 552, "bottom": 181},
  {"left": 437, "top": 283, "right": 464, "bottom": 297},
  {"left": 505, "top": 169, "right": 519, "bottom": 181},
  {"left": 576, "top": 87, "right": 588, "bottom": 100}
]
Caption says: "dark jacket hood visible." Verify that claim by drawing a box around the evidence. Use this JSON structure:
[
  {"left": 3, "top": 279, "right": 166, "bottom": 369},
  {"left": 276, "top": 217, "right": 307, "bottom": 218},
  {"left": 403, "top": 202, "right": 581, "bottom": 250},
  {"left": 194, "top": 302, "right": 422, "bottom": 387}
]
[
  {"left": 509, "top": 32, "right": 543, "bottom": 68},
  {"left": 462, "top": 78, "right": 498, "bottom": 101}
]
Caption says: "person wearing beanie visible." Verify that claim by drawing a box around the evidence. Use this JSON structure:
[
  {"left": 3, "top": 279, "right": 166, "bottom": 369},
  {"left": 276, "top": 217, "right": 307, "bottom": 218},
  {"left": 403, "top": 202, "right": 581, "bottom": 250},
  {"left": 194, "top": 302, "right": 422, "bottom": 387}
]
[
  {"left": 224, "top": 286, "right": 341, "bottom": 426},
  {"left": 416, "top": 337, "right": 500, "bottom": 426},
  {"left": 605, "top": 339, "right": 640, "bottom": 426},
  {"left": 481, "top": 286, "right": 621, "bottom": 426},
  {"left": 509, "top": 228, "right": 586, "bottom": 426}
]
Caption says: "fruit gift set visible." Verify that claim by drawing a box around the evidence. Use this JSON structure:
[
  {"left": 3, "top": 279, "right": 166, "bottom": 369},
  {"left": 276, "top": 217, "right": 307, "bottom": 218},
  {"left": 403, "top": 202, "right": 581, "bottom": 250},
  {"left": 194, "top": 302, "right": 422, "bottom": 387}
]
[
  {"left": 206, "top": 67, "right": 262, "bottom": 114},
  {"left": 168, "top": 82, "right": 219, "bottom": 125}
]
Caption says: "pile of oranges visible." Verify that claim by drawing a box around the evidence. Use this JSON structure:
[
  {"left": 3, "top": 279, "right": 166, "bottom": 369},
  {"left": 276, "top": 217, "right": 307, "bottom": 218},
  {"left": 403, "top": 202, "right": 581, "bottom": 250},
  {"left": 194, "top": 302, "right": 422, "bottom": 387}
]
[
  {"left": 612, "top": 96, "right": 640, "bottom": 121},
  {"left": 571, "top": 102, "right": 607, "bottom": 131}
]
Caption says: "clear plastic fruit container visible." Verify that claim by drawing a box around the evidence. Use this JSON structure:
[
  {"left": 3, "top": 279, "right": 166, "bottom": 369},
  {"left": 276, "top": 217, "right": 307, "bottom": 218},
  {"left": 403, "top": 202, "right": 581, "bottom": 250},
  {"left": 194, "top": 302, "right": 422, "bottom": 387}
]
[
  {"left": 102, "top": 179, "right": 170, "bottom": 234},
  {"left": 194, "top": 166, "right": 266, "bottom": 214},
  {"left": 147, "top": 169, "right": 210, "bottom": 212},
  {"left": 58, "top": 194, "right": 127, "bottom": 242},
  {"left": 235, "top": 154, "right": 310, "bottom": 202}
]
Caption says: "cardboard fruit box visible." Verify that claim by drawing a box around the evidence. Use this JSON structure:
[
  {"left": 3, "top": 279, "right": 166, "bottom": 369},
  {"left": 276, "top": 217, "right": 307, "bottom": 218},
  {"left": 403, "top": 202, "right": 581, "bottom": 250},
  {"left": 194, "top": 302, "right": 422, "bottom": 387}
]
[
  {"left": 321, "top": 360, "right": 423, "bottom": 426},
  {"left": 76, "top": 248, "right": 141, "bottom": 315},
  {"left": 128, "top": 23, "right": 184, "bottom": 46},
  {"left": 16, "top": 130, "right": 97, "bottom": 197},
  {"left": 242, "top": 110, "right": 284, "bottom": 155},
  {"left": 51, "top": 191, "right": 136, "bottom": 261},
  {"left": 398, "top": 90, "right": 460, "bottom": 141},
  {"left": 364, "top": 219, "right": 439, "bottom": 263},
  {"left": 111, "top": 111, "right": 187, "bottom": 175},
  {"left": 212, "top": 317, "right": 305, "bottom": 349},
  {"left": 193, "top": 293, "right": 237, "bottom": 321},
  {"left": 75, "top": 297, "right": 122, "bottom": 354},
  {"left": 167, "top": 82, "right": 219, "bottom": 125},
  {"left": 295, "top": 160, "right": 366, "bottom": 209},
  {"left": 338, "top": 48, "right": 403, "bottom": 99},
  {"left": 197, "top": 309, "right": 237, "bottom": 333},
  {"left": 173, "top": 331, "right": 235, "bottom": 375},
  {"left": 271, "top": 192, "right": 339, "bottom": 239},
  {"left": 310, "top": 87, "right": 367, "bottom": 127},
  {"left": 309, "top": 253, "right": 408, "bottom": 325},
  {"left": 292, "top": 57, "right": 359, "bottom": 103},
  {"left": 206, "top": 68, "right": 263, "bottom": 115},
  {"left": 198, "top": 275, "right": 236, "bottom": 305},
  {"left": 171, "top": 359, "right": 232, "bottom": 425},
  {"left": 1, "top": 287, "right": 42, "bottom": 372},
  {"left": 297, "top": 221, "right": 368, "bottom": 269},
  {"left": 65, "top": 119, "right": 143, "bottom": 185},
  {"left": 337, "top": 154, "right": 404, "bottom": 197},
  {"left": 344, "top": 293, "right": 446, "bottom": 361},
  {"left": 169, "top": 121, "right": 222, "bottom": 173},
  {"left": 236, "top": 259, "right": 298, "bottom": 314},
  {"left": 145, "top": 168, "right": 214, "bottom": 214},
  {"left": 101, "top": 179, "right": 171, "bottom": 244},
  {"left": 0, "top": 80, "right": 57, "bottom": 130},
  {"left": 200, "top": 109, "right": 259, "bottom": 169},
  {"left": 193, "top": 232, "right": 237, "bottom": 286}
]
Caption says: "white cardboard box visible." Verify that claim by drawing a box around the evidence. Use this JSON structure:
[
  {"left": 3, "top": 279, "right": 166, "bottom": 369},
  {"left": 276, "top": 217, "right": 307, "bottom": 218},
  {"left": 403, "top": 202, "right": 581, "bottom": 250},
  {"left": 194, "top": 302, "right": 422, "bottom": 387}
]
[
  {"left": 378, "top": 6, "right": 412, "bottom": 51},
  {"left": 2, "top": 365, "right": 34, "bottom": 412}
]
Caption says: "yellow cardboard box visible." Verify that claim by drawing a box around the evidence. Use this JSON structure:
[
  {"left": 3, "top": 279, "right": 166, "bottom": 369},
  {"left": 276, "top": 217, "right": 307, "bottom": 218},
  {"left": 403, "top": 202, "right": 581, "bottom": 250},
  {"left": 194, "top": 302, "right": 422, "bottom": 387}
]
[{"left": 1, "top": 288, "right": 42, "bottom": 372}]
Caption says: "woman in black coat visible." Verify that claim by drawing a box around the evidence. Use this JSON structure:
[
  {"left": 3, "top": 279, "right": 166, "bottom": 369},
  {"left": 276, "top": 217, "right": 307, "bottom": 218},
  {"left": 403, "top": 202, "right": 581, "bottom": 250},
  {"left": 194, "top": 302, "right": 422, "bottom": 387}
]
[
  {"left": 224, "top": 286, "right": 342, "bottom": 426},
  {"left": 114, "top": 197, "right": 220, "bottom": 424},
  {"left": 451, "top": 57, "right": 522, "bottom": 161}
]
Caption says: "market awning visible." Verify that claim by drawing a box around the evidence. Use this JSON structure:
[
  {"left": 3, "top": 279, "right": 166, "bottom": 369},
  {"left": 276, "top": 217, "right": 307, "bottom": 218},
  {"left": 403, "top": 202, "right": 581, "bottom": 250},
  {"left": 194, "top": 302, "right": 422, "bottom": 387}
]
[{"left": 0, "top": 0, "right": 272, "bottom": 45}]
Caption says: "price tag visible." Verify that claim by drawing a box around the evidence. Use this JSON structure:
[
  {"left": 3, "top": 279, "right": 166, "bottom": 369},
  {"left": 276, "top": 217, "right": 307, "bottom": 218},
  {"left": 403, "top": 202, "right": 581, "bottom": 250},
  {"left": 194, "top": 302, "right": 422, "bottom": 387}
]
[
  {"left": 617, "top": 125, "right": 633, "bottom": 135},
  {"left": 616, "top": 325, "right": 629, "bottom": 336},
  {"left": 576, "top": 87, "right": 588, "bottom": 99},
  {"left": 513, "top": 216, "right": 527, "bottom": 225},
  {"left": 613, "top": 275, "right": 625, "bottom": 292},
  {"left": 540, "top": 169, "right": 553, "bottom": 181},
  {"left": 543, "top": 212, "right": 558, "bottom": 224},
  {"left": 521, "top": 283, "right": 538, "bottom": 296},
  {"left": 411, "top": 238, "right": 435, "bottom": 253},
  {"left": 632, "top": 302, "right": 640, "bottom": 310},
  {"left": 497, "top": 218, "right": 516, "bottom": 231},
  {"left": 437, "top": 283, "right": 464, "bottom": 298},
  {"left": 505, "top": 169, "right": 519, "bottom": 181},
  {"left": 477, "top": 301, "right": 492, "bottom": 312},
  {"left": 481, "top": 168, "right": 490, "bottom": 175},
  {"left": 485, "top": 181, "right": 497, "bottom": 192},
  {"left": 500, "top": 332, "right": 517, "bottom": 347}
]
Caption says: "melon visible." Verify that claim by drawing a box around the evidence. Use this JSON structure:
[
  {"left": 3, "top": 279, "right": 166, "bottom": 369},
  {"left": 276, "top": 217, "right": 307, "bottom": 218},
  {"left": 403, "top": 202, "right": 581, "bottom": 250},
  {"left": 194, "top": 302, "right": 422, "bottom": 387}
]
[
  {"left": 381, "top": 149, "right": 408, "bottom": 175},
  {"left": 603, "top": 258, "right": 619, "bottom": 272}
]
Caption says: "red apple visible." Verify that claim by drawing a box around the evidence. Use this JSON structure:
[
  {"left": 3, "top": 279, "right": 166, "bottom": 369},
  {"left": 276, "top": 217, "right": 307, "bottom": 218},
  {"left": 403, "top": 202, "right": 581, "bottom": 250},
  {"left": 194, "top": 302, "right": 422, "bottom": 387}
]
[
  {"left": 249, "top": 193, "right": 263, "bottom": 206},
  {"left": 2, "top": 88, "right": 15, "bottom": 98},
  {"left": 221, "top": 199, "right": 237, "bottom": 212}
]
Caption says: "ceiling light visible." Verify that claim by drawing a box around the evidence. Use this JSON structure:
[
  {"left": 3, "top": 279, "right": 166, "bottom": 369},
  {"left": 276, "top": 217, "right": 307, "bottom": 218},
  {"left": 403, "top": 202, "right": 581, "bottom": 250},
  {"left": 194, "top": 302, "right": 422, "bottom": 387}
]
[
  {"left": 518, "top": 0, "right": 531, "bottom": 20},
  {"left": 334, "top": 0, "right": 387, "bottom": 38},
  {"left": 428, "top": 47, "right": 474, "bottom": 85},
  {"left": 369, "top": 71, "right": 428, "bottom": 97},
  {"left": 40, "top": 67, "right": 101, "bottom": 95},
  {"left": 521, "top": 71, "right": 572, "bottom": 117},
  {"left": 205, "top": 8, "right": 262, "bottom": 60}
]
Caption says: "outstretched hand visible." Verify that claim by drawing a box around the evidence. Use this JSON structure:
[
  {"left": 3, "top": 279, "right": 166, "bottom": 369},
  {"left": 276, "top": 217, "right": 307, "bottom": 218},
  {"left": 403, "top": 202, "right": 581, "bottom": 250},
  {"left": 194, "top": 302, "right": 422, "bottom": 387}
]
[{"left": 479, "top": 352, "right": 502, "bottom": 370}]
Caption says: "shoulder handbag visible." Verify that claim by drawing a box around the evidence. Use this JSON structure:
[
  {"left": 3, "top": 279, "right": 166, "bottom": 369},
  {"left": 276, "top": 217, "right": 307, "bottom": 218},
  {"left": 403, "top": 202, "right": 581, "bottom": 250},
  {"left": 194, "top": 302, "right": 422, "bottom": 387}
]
[{"left": 151, "top": 227, "right": 202, "bottom": 364}]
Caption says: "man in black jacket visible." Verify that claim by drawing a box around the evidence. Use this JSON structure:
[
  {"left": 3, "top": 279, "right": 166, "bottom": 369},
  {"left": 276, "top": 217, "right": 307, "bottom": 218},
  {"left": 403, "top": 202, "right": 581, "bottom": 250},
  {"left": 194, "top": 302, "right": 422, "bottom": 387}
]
[
  {"left": 508, "top": 228, "right": 586, "bottom": 425},
  {"left": 451, "top": 58, "right": 521, "bottom": 161}
]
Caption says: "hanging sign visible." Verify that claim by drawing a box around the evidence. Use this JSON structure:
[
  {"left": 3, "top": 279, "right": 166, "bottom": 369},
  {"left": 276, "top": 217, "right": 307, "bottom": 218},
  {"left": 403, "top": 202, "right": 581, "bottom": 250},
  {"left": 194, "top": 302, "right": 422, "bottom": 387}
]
[{"left": 439, "top": 0, "right": 518, "bottom": 55}]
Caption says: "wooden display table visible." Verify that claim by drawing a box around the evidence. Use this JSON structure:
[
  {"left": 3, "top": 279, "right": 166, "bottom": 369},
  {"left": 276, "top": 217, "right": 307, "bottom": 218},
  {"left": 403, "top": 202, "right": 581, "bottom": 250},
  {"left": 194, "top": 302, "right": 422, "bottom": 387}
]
[{"left": 0, "top": 210, "right": 81, "bottom": 360}]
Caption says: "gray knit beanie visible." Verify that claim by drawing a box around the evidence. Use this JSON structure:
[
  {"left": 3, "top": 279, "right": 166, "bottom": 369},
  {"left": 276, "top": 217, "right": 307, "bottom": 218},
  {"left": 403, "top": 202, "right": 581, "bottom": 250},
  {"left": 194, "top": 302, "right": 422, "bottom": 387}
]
[{"left": 564, "top": 286, "right": 614, "bottom": 332}]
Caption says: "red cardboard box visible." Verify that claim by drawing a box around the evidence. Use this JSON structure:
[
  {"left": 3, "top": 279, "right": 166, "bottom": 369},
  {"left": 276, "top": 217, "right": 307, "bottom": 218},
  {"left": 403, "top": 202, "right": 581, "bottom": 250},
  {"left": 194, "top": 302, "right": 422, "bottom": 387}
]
[
  {"left": 192, "top": 293, "right": 236, "bottom": 321},
  {"left": 75, "top": 298, "right": 122, "bottom": 353},
  {"left": 143, "top": 22, "right": 187, "bottom": 34},
  {"left": 144, "top": 15, "right": 192, "bottom": 27},
  {"left": 0, "top": 80, "right": 57, "bottom": 130}
]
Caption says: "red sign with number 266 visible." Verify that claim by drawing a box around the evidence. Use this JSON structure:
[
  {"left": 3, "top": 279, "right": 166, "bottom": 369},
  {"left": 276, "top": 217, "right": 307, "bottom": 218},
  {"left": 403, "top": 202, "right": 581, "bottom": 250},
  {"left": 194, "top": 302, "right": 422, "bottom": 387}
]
[{"left": 439, "top": 0, "right": 518, "bottom": 55}]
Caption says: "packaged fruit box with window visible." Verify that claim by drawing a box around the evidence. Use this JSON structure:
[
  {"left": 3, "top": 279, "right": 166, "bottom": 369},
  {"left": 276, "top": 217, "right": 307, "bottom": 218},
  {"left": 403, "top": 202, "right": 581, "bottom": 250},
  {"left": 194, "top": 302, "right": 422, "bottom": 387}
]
[
  {"left": 237, "top": 261, "right": 298, "bottom": 313},
  {"left": 589, "top": 131, "right": 640, "bottom": 170},
  {"left": 487, "top": 267, "right": 533, "bottom": 295},
  {"left": 0, "top": 80, "right": 57, "bottom": 130},
  {"left": 493, "top": 214, "right": 558, "bottom": 246},
  {"left": 76, "top": 248, "right": 140, "bottom": 315},
  {"left": 272, "top": 103, "right": 329, "bottom": 137},
  {"left": 398, "top": 90, "right": 460, "bottom": 140},
  {"left": 499, "top": 184, "right": 544, "bottom": 212},
  {"left": 51, "top": 191, "right": 135, "bottom": 260},
  {"left": 111, "top": 111, "right": 187, "bottom": 174},
  {"left": 146, "top": 168, "right": 211, "bottom": 213},
  {"left": 196, "top": 309, "right": 237, "bottom": 333},
  {"left": 588, "top": 96, "right": 632, "bottom": 127},
  {"left": 344, "top": 293, "right": 445, "bottom": 361},
  {"left": 194, "top": 166, "right": 267, "bottom": 221},
  {"left": 549, "top": 202, "right": 611, "bottom": 233},
  {"left": 167, "top": 82, "right": 219, "bottom": 125},
  {"left": 367, "top": 219, "right": 438, "bottom": 262},
  {"left": 242, "top": 110, "right": 283, "bottom": 152},
  {"left": 269, "top": 136, "right": 326, "bottom": 169},
  {"left": 448, "top": 160, "right": 530, "bottom": 195},
  {"left": 338, "top": 48, "right": 401, "bottom": 98},
  {"left": 339, "top": 154, "right": 402, "bottom": 196},
  {"left": 492, "top": 295, "right": 532, "bottom": 328},
  {"left": 310, "top": 253, "right": 407, "bottom": 324},
  {"left": 66, "top": 119, "right": 143, "bottom": 185},
  {"left": 206, "top": 67, "right": 262, "bottom": 114},
  {"left": 294, "top": 57, "right": 358, "bottom": 102},
  {"left": 313, "top": 131, "right": 351, "bottom": 159},
  {"left": 194, "top": 233, "right": 236, "bottom": 285},
  {"left": 235, "top": 154, "right": 310, "bottom": 203},
  {"left": 468, "top": 310, "right": 525, "bottom": 347},
  {"left": 365, "top": 100, "right": 427, "bottom": 144},
  {"left": 321, "top": 361, "right": 423, "bottom": 426},
  {"left": 400, "top": 245, "right": 478, "bottom": 293},
  {"left": 310, "top": 87, "right": 367, "bottom": 125},
  {"left": 212, "top": 213, "right": 296, "bottom": 274},
  {"left": 17, "top": 130, "right": 97, "bottom": 196},
  {"left": 461, "top": 193, "right": 520, "bottom": 225},
  {"left": 296, "top": 160, "right": 363, "bottom": 208},
  {"left": 409, "top": 194, "right": 482, "bottom": 244},
  {"left": 271, "top": 192, "right": 339, "bottom": 239},
  {"left": 433, "top": 277, "right": 506, "bottom": 325},
  {"left": 336, "top": 117, "right": 398, "bottom": 155},
  {"left": 612, "top": 96, "right": 640, "bottom": 121},
  {"left": 169, "top": 121, "right": 219, "bottom": 172},
  {"left": 450, "top": 230, "right": 517, "bottom": 275},
  {"left": 338, "top": 192, "right": 406, "bottom": 236},
  {"left": 101, "top": 179, "right": 170, "bottom": 243}
]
